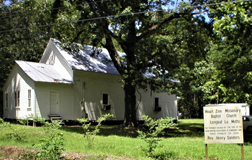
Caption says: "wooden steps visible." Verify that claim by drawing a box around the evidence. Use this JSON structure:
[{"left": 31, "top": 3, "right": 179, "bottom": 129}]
[{"left": 48, "top": 114, "right": 65, "bottom": 125}]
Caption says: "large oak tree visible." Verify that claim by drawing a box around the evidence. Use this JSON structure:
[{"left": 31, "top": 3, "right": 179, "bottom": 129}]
[{"left": 51, "top": 0, "right": 200, "bottom": 126}]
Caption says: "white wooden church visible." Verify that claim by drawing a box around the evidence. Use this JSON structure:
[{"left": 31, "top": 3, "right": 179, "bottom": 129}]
[{"left": 3, "top": 38, "right": 178, "bottom": 122}]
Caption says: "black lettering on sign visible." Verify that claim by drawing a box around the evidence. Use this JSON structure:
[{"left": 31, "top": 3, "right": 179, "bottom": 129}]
[
  {"left": 210, "top": 120, "right": 222, "bottom": 125},
  {"left": 211, "top": 114, "right": 221, "bottom": 118},
  {"left": 216, "top": 136, "right": 226, "bottom": 140},
  {"left": 205, "top": 110, "right": 213, "bottom": 113},
  {"left": 208, "top": 136, "right": 213, "bottom": 140},
  {"left": 231, "top": 120, "right": 240, "bottom": 123},
  {"left": 226, "top": 114, "right": 237, "bottom": 118}
]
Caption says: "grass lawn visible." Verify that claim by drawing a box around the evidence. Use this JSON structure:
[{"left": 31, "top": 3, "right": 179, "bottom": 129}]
[{"left": 1, "top": 119, "right": 252, "bottom": 159}]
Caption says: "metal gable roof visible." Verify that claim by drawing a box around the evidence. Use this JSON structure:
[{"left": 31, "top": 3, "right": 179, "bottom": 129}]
[
  {"left": 16, "top": 60, "right": 73, "bottom": 84},
  {"left": 13, "top": 39, "right": 177, "bottom": 84},
  {"left": 51, "top": 39, "right": 170, "bottom": 79},
  {"left": 51, "top": 39, "right": 124, "bottom": 75}
]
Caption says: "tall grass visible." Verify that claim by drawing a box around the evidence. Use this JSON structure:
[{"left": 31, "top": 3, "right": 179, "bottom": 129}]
[{"left": 1, "top": 119, "right": 252, "bottom": 159}]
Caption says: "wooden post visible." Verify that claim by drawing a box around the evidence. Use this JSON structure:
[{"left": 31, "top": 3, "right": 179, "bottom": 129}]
[
  {"left": 241, "top": 144, "right": 244, "bottom": 160},
  {"left": 205, "top": 144, "right": 208, "bottom": 159}
]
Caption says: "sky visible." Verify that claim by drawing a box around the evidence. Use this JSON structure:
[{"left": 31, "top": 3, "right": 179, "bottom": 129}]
[
  {"left": 3, "top": 0, "right": 211, "bottom": 25},
  {"left": 4, "top": 0, "right": 12, "bottom": 5},
  {"left": 163, "top": 0, "right": 211, "bottom": 23}
]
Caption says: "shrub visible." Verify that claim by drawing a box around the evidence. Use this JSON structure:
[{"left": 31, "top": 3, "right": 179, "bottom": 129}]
[
  {"left": 77, "top": 113, "right": 113, "bottom": 147},
  {"left": 32, "top": 115, "right": 45, "bottom": 126},
  {"left": 18, "top": 115, "right": 32, "bottom": 126},
  {"left": 137, "top": 115, "right": 177, "bottom": 159},
  {"left": 36, "top": 132, "right": 64, "bottom": 160},
  {"left": 36, "top": 120, "right": 64, "bottom": 160},
  {"left": 43, "top": 120, "right": 62, "bottom": 135},
  {"left": 0, "top": 118, "right": 26, "bottom": 142},
  {"left": 6, "top": 127, "right": 27, "bottom": 142},
  {"left": 0, "top": 117, "right": 4, "bottom": 124},
  {"left": 21, "top": 114, "right": 46, "bottom": 126}
]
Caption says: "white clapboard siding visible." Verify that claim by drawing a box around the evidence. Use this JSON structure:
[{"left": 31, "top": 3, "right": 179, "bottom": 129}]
[
  {"left": 136, "top": 90, "right": 177, "bottom": 120},
  {"left": 73, "top": 71, "right": 178, "bottom": 121},
  {"left": 35, "top": 83, "right": 75, "bottom": 120},
  {"left": 3, "top": 64, "right": 35, "bottom": 119},
  {"left": 40, "top": 39, "right": 73, "bottom": 79}
]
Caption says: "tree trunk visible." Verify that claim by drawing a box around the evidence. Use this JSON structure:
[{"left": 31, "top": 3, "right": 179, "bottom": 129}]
[{"left": 123, "top": 82, "right": 137, "bottom": 127}]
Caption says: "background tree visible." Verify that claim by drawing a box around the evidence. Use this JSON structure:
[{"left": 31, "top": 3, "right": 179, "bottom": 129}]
[
  {"left": 172, "top": 0, "right": 252, "bottom": 117},
  {"left": 208, "top": 1, "right": 252, "bottom": 105},
  {"left": 0, "top": 0, "right": 59, "bottom": 116},
  {"left": 162, "top": 10, "right": 214, "bottom": 118},
  {"left": 0, "top": 1, "right": 38, "bottom": 115}
]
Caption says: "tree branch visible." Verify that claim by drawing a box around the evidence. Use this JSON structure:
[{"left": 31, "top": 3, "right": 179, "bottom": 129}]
[
  {"left": 136, "top": 12, "right": 192, "bottom": 42},
  {"left": 104, "top": 35, "right": 125, "bottom": 75},
  {"left": 70, "top": 28, "right": 86, "bottom": 43}
]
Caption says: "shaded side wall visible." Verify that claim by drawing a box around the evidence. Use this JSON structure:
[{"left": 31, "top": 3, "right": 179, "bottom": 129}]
[
  {"left": 3, "top": 64, "right": 35, "bottom": 119},
  {"left": 74, "top": 71, "right": 177, "bottom": 121}
]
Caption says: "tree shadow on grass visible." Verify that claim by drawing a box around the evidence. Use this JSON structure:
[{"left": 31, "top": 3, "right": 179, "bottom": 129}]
[
  {"left": 59, "top": 120, "right": 252, "bottom": 142},
  {"left": 59, "top": 120, "right": 205, "bottom": 138},
  {"left": 165, "top": 120, "right": 204, "bottom": 137},
  {"left": 59, "top": 125, "right": 139, "bottom": 137}
]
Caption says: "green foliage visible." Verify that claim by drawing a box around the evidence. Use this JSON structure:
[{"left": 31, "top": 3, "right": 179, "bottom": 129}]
[
  {"left": 2, "top": 119, "right": 252, "bottom": 159},
  {"left": 160, "top": 12, "right": 213, "bottom": 118},
  {"left": 3, "top": 115, "right": 46, "bottom": 142},
  {"left": 205, "top": 0, "right": 252, "bottom": 106},
  {"left": 36, "top": 132, "right": 64, "bottom": 160},
  {"left": 77, "top": 113, "right": 113, "bottom": 147},
  {"left": 17, "top": 114, "right": 46, "bottom": 127},
  {"left": 36, "top": 120, "right": 64, "bottom": 159},
  {"left": 32, "top": 115, "right": 46, "bottom": 125},
  {"left": 18, "top": 115, "right": 33, "bottom": 126},
  {"left": 137, "top": 115, "right": 177, "bottom": 159},
  {"left": 0, "top": 118, "right": 26, "bottom": 142},
  {"left": 0, "top": 117, "right": 4, "bottom": 124},
  {"left": 43, "top": 120, "right": 62, "bottom": 135},
  {"left": 213, "top": 1, "right": 252, "bottom": 37},
  {"left": 6, "top": 126, "right": 27, "bottom": 142},
  {"left": 0, "top": 118, "right": 10, "bottom": 128}
]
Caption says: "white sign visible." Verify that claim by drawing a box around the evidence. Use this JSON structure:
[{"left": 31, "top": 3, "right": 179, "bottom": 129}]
[{"left": 204, "top": 105, "right": 244, "bottom": 144}]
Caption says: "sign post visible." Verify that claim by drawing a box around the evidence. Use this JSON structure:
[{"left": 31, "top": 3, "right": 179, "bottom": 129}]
[{"left": 204, "top": 105, "right": 244, "bottom": 159}]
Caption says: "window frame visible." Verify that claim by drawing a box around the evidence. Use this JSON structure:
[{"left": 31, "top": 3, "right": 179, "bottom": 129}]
[
  {"left": 28, "top": 89, "right": 31, "bottom": 107},
  {"left": 155, "top": 97, "right": 159, "bottom": 107},
  {"left": 15, "top": 90, "right": 20, "bottom": 107},
  {"left": 102, "top": 93, "right": 109, "bottom": 105},
  {"left": 154, "top": 97, "right": 161, "bottom": 112},
  {"left": 5, "top": 93, "right": 8, "bottom": 108},
  {"left": 48, "top": 51, "right": 55, "bottom": 65}
]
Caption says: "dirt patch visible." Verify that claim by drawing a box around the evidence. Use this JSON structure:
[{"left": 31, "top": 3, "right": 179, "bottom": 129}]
[
  {"left": 0, "top": 146, "right": 135, "bottom": 160},
  {"left": 0, "top": 146, "right": 36, "bottom": 160}
]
